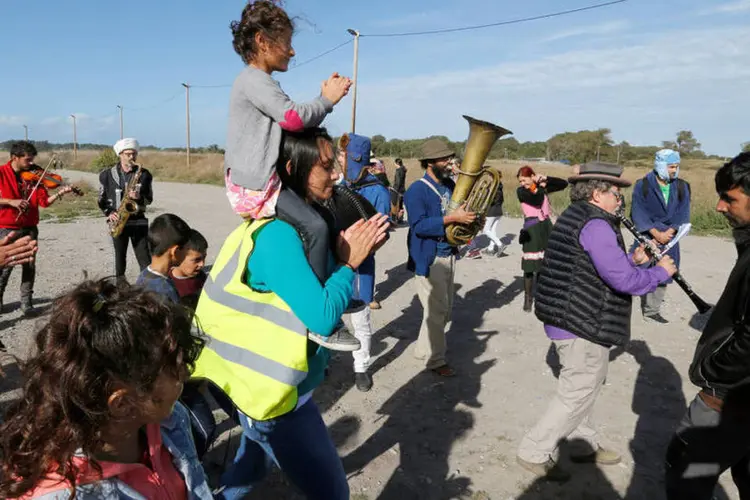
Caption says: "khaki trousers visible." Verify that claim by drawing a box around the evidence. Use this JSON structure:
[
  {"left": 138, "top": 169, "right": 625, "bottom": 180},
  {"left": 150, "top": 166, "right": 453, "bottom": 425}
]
[
  {"left": 518, "top": 337, "right": 610, "bottom": 464},
  {"left": 414, "top": 255, "right": 455, "bottom": 370}
]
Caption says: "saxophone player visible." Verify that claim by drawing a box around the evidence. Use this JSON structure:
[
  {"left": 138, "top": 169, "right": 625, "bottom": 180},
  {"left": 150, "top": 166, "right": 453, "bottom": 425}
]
[{"left": 98, "top": 138, "right": 153, "bottom": 278}]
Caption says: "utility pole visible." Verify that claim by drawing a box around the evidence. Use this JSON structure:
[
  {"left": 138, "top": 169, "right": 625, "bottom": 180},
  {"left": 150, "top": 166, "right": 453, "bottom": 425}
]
[
  {"left": 347, "top": 29, "right": 360, "bottom": 134},
  {"left": 182, "top": 83, "right": 191, "bottom": 167},
  {"left": 70, "top": 114, "right": 77, "bottom": 160},
  {"left": 23, "top": 125, "right": 28, "bottom": 141},
  {"left": 117, "top": 105, "right": 124, "bottom": 139}
]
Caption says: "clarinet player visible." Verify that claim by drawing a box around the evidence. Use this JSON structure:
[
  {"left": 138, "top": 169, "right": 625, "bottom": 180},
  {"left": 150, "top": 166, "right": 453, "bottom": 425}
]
[{"left": 98, "top": 138, "right": 153, "bottom": 278}]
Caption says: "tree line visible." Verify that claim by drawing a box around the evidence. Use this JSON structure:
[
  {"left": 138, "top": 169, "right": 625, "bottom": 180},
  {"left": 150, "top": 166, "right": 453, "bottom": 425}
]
[
  {"left": 364, "top": 129, "right": 734, "bottom": 164},
  {"left": 0, "top": 140, "right": 225, "bottom": 155},
  {"left": 2, "top": 130, "right": 744, "bottom": 163}
]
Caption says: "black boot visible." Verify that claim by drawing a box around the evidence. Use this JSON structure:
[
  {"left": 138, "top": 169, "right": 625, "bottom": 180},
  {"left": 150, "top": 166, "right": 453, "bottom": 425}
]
[
  {"left": 20, "top": 282, "right": 35, "bottom": 316},
  {"left": 523, "top": 275, "right": 534, "bottom": 312}
]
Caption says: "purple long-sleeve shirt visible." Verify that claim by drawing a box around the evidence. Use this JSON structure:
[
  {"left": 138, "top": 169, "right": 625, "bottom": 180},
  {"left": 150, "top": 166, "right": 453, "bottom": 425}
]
[{"left": 545, "top": 219, "right": 671, "bottom": 340}]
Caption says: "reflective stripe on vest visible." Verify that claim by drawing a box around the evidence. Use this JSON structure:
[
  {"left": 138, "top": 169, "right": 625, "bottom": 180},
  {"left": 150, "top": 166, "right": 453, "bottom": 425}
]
[{"left": 191, "top": 219, "right": 309, "bottom": 421}]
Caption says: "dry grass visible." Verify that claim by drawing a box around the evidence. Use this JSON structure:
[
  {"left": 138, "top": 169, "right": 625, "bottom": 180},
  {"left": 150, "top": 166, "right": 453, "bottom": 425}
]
[
  {"left": 39, "top": 181, "right": 100, "bottom": 223},
  {"left": 45, "top": 149, "right": 729, "bottom": 235},
  {"left": 39, "top": 150, "right": 224, "bottom": 185}
]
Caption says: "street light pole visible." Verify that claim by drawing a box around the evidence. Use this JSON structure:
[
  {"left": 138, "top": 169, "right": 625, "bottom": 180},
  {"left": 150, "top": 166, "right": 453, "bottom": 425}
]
[
  {"left": 182, "top": 83, "right": 191, "bottom": 168},
  {"left": 117, "top": 105, "right": 124, "bottom": 139},
  {"left": 70, "top": 114, "right": 77, "bottom": 160},
  {"left": 347, "top": 28, "right": 360, "bottom": 134}
]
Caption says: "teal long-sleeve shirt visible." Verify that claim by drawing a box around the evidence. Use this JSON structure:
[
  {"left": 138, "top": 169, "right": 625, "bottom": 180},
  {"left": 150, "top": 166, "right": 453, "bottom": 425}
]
[{"left": 246, "top": 219, "right": 354, "bottom": 395}]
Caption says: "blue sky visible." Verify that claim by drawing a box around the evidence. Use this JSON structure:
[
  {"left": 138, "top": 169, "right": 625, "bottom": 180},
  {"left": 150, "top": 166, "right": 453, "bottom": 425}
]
[{"left": 1, "top": 0, "right": 749, "bottom": 155}]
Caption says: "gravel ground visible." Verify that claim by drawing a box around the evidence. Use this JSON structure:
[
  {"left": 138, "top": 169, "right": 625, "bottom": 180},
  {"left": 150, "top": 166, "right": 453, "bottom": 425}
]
[{"left": 0, "top": 170, "right": 741, "bottom": 499}]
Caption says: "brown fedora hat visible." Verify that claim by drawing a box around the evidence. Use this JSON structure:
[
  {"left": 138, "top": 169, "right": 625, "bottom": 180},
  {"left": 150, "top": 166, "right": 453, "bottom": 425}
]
[
  {"left": 568, "top": 161, "right": 632, "bottom": 187},
  {"left": 419, "top": 138, "right": 455, "bottom": 162}
]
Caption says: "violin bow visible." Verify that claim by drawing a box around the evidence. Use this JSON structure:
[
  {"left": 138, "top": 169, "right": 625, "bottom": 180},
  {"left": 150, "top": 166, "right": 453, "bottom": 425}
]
[{"left": 14, "top": 154, "right": 57, "bottom": 222}]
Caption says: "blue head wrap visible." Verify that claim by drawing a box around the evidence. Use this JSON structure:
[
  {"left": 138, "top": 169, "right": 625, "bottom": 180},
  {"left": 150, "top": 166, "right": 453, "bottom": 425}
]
[
  {"left": 345, "top": 134, "right": 372, "bottom": 182},
  {"left": 654, "top": 149, "right": 680, "bottom": 182}
]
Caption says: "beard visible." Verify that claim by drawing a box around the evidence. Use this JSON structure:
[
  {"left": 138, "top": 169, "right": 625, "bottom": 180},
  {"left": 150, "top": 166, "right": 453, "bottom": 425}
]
[
  {"left": 432, "top": 166, "right": 452, "bottom": 181},
  {"left": 725, "top": 213, "right": 743, "bottom": 228}
]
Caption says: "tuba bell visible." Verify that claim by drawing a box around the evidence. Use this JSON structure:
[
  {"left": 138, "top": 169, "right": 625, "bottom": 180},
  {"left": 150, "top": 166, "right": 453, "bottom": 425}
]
[{"left": 445, "top": 115, "right": 512, "bottom": 246}]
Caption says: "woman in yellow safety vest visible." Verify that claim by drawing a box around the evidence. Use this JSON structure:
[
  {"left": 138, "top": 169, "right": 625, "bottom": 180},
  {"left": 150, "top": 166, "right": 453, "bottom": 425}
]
[{"left": 194, "top": 127, "right": 389, "bottom": 500}]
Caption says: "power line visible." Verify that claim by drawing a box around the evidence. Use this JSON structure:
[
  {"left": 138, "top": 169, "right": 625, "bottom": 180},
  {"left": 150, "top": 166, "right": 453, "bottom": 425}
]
[
  {"left": 191, "top": 83, "right": 232, "bottom": 89},
  {"left": 359, "top": 0, "right": 628, "bottom": 38},
  {"left": 191, "top": 39, "right": 353, "bottom": 89},
  {"left": 290, "top": 39, "right": 352, "bottom": 69},
  {"left": 127, "top": 90, "right": 184, "bottom": 112}
]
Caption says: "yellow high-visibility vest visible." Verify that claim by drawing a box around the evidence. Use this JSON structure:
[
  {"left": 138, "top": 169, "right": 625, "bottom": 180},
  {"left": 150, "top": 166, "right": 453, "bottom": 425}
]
[{"left": 191, "top": 219, "right": 309, "bottom": 421}]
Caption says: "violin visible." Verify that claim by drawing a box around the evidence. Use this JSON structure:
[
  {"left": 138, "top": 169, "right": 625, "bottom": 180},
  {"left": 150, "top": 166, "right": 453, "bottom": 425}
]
[{"left": 22, "top": 165, "right": 83, "bottom": 195}]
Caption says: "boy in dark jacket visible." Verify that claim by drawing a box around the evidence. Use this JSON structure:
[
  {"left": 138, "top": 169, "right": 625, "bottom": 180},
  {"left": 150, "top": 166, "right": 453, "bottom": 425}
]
[{"left": 665, "top": 152, "right": 750, "bottom": 499}]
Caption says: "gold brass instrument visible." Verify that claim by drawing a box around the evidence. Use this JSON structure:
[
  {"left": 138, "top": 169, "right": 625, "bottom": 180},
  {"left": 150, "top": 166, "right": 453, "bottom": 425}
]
[
  {"left": 109, "top": 163, "right": 143, "bottom": 238},
  {"left": 445, "top": 115, "right": 512, "bottom": 246}
]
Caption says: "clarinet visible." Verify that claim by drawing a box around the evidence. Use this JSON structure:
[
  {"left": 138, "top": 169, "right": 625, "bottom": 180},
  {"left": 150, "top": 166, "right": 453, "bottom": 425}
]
[{"left": 617, "top": 211, "right": 712, "bottom": 314}]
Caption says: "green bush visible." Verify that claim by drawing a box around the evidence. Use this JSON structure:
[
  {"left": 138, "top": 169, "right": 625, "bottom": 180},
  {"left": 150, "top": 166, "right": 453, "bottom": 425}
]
[{"left": 89, "top": 149, "right": 118, "bottom": 172}]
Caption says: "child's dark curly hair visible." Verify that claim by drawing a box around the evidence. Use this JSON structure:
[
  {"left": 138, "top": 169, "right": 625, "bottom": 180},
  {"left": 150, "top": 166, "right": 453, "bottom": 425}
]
[
  {"left": 231, "top": 0, "right": 294, "bottom": 65},
  {"left": 0, "top": 278, "right": 205, "bottom": 498}
]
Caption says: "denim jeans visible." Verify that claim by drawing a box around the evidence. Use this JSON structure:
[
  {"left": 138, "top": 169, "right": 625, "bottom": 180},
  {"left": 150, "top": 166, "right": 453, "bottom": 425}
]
[{"left": 217, "top": 399, "right": 349, "bottom": 500}]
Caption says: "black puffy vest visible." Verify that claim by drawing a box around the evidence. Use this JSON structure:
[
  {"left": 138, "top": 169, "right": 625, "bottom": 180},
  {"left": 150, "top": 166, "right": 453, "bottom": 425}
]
[{"left": 535, "top": 201, "right": 632, "bottom": 347}]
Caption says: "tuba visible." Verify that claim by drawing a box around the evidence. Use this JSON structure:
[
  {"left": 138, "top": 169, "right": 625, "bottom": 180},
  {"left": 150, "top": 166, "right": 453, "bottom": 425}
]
[
  {"left": 445, "top": 115, "right": 512, "bottom": 246},
  {"left": 109, "top": 163, "right": 144, "bottom": 238}
]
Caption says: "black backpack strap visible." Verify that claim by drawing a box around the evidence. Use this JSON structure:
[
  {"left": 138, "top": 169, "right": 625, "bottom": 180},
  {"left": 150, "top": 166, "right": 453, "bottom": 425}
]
[{"left": 351, "top": 180, "right": 383, "bottom": 191}]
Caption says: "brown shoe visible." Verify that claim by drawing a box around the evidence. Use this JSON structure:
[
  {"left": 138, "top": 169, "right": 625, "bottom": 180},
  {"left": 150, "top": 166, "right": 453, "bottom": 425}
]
[
  {"left": 516, "top": 456, "right": 571, "bottom": 482},
  {"left": 570, "top": 446, "right": 621, "bottom": 465},
  {"left": 431, "top": 365, "right": 456, "bottom": 377},
  {"left": 369, "top": 301, "right": 382, "bottom": 310}
]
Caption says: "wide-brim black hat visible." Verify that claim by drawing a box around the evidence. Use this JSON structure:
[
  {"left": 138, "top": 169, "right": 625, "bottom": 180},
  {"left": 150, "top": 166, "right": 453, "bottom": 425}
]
[{"left": 568, "top": 161, "right": 632, "bottom": 187}]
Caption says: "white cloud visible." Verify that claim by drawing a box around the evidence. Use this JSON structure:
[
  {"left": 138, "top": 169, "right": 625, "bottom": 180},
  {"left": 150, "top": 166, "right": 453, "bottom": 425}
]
[
  {"left": 40, "top": 116, "right": 64, "bottom": 126},
  {"left": 0, "top": 115, "right": 26, "bottom": 127},
  {"left": 355, "top": 25, "right": 750, "bottom": 155},
  {"left": 362, "top": 26, "right": 750, "bottom": 98},
  {"left": 541, "top": 20, "right": 630, "bottom": 43},
  {"left": 700, "top": 0, "right": 750, "bottom": 15}
]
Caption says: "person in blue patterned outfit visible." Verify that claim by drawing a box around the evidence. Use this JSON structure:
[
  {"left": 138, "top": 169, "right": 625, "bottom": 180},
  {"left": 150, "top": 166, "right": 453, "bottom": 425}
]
[{"left": 343, "top": 134, "right": 391, "bottom": 391}]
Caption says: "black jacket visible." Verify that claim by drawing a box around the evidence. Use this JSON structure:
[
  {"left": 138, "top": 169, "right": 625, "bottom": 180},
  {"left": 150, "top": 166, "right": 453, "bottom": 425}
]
[
  {"left": 97, "top": 163, "right": 153, "bottom": 223},
  {"left": 516, "top": 176, "right": 568, "bottom": 209},
  {"left": 535, "top": 201, "right": 632, "bottom": 347},
  {"left": 393, "top": 166, "right": 407, "bottom": 194},
  {"left": 486, "top": 182, "right": 505, "bottom": 217},
  {"left": 689, "top": 227, "right": 750, "bottom": 400}
]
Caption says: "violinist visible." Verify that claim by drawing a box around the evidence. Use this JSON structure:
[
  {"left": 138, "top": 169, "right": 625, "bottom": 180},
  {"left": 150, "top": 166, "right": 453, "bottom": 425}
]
[{"left": 0, "top": 141, "right": 76, "bottom": 315}]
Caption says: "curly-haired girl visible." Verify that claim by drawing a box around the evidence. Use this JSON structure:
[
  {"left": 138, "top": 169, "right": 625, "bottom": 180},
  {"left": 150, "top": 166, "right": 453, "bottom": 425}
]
[
  {"left": 0, "top": 279, "right": 211, "bottom": 499},
  {"left": 225, "top": 0, "right": 358, "bottom": 351}
]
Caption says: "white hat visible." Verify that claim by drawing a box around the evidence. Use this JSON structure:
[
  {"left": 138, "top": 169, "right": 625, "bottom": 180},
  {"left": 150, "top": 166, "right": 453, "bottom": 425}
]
[{"left": 114, "top": 138, "right": 139, "bottom": 155}]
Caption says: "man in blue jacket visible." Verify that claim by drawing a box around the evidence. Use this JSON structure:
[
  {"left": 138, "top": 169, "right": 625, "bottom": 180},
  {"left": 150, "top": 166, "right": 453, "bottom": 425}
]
[
  {"left": 630, "top": 149, "right": 691, "bottom": 323},
  {"left": 404, "top": 138, "right": 476, "bottom": 377},
  {"left": 346, "top": 134, "right": 391, "bottom": 391}
]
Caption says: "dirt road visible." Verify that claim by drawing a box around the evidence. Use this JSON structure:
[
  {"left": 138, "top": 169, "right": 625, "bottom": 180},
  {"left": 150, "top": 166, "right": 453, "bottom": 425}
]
[{"left": 0, "top": 171, "right": 739, "bottom": 499}]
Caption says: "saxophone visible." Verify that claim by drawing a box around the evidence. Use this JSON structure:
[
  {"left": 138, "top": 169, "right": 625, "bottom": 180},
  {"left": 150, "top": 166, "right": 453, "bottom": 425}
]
[
  {"left": 445, "top": 115, "right": 512, "bottom": 246},
  {"left": 109, "top": 163, "right": 144, "bottom": 238}
]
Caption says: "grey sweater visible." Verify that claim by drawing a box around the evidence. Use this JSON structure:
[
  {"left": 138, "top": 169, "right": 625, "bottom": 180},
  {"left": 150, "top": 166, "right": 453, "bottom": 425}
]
[{"left": 225, "top": 66, "right": 334, "bottom": 190}]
